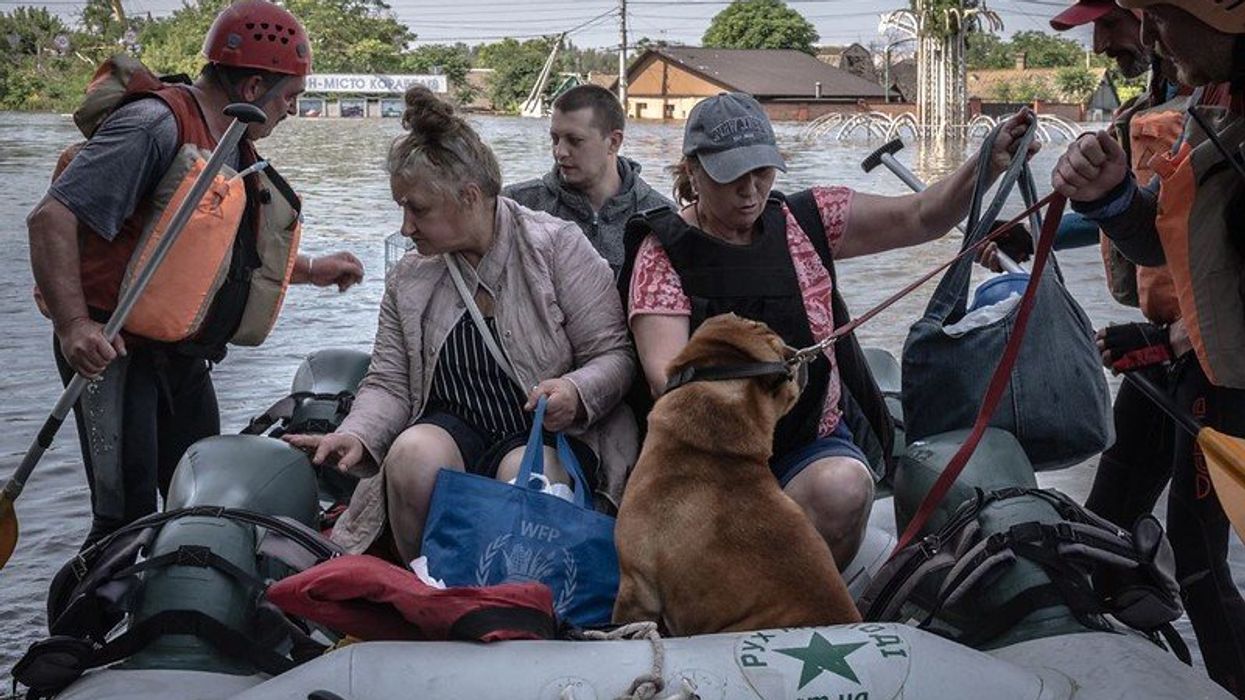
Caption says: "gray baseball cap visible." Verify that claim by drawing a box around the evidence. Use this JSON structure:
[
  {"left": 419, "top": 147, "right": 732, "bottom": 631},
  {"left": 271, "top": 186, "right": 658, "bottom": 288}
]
[{"left": 682, "top": 92, "right": 787, "bottom": 184}]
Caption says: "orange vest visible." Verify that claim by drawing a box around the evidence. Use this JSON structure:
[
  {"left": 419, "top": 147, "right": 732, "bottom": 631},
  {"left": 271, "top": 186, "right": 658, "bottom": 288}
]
[
  {"left": 75, "top": 85, "right": 242, "bottom": 327},
  {"left": 47, "top": 55, "right": 301, "bottom": 351},
  {"left": 1100, "top": 94, "right": 1185, "bottom": 324},
  {"left": 1151, "top": 93, "right": 1245, "bottom": 388}
]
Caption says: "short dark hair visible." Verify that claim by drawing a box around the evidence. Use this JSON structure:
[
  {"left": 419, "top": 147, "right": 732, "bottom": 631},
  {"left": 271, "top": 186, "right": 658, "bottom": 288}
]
[
  {"left": 552, "top": 84, "right": 625, "bottom": 136},
  {"left": 201, "top": 63, "right": 287, "bottom": 94}
]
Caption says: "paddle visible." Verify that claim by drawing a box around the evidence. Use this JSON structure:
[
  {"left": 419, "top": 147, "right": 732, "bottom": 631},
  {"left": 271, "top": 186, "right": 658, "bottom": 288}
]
[
  {"left": 0, "top": 103, "right": 268, "bottom": 570},
  {"left": 1124, "top": 372, "right": 1245, "bottom": 544}
]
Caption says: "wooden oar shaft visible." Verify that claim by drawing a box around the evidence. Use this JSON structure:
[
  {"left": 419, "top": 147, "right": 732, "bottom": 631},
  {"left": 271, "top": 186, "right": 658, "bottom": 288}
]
[{"left": 1, "top": 105, "right": 263, "bottom": 505}]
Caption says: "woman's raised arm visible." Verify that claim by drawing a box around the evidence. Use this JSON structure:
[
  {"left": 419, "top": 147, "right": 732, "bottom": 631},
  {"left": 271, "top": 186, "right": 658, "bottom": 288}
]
[{"left": 835, "top": 112, "right": 1040, "bottom": 260}]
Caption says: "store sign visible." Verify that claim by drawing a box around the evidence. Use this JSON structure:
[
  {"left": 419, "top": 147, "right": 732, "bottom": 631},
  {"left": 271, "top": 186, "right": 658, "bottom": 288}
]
[{"left": 305, "top": 74, "right": 448, "bottom": 94}]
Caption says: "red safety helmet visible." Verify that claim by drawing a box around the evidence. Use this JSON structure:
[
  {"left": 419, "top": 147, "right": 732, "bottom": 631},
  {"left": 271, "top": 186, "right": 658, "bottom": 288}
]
[{"left": 203, "top": 0, "right": 312, "bottom": 77}]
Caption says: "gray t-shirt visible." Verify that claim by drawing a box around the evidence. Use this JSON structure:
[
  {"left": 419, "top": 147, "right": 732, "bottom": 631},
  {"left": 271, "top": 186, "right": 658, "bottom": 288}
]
[{"left": 49, "top": 95, "right": 239, "bottom": 241}]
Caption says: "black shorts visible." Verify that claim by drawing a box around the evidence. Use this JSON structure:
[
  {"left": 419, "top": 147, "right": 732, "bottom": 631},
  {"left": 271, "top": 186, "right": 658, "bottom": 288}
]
[{"left": 415, "top": 409, "right": 600, "bottom": 494}]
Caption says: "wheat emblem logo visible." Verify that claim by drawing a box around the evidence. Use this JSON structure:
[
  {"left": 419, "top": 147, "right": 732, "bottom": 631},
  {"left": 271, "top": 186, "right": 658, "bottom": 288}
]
[{"left": 475, "top": 533, "right": 579, "bottom": 616}]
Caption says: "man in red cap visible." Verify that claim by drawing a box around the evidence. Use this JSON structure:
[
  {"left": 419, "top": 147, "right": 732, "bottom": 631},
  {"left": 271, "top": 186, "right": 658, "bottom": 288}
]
[
  {"left": 1051, "top": 0, "right": 1151, "bottom": 78},
  {"left": 1050, "top": 0, "right": 1245, "bottom": 694},
  {"left": 26, "top": 1, "right": 364, "bottom": 546}
]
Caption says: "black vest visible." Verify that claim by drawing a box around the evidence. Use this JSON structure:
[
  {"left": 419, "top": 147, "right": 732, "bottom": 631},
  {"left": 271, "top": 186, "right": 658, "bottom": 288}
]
[{"left": 619, "top": 191, "right": 895, "bottom": 477}]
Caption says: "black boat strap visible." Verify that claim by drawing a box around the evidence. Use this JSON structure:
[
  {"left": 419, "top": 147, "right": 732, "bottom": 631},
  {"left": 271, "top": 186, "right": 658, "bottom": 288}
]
[{"left": 89, "top": 609, "right": 297, "bottom": 674}]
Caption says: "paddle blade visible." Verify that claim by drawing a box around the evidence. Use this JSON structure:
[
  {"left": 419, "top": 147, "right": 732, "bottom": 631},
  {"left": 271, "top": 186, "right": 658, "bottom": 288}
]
[
  {"left": 0, "top": 494, "right": 17, "bottom": 569},
  {"left": 1199, "top": 427, "right": 1245, "bottom": 544}
]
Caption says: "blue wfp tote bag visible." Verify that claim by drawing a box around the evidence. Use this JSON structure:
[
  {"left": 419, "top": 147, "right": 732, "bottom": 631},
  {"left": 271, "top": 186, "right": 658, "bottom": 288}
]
[
  {"left": 901, "top": 125, "right": 1112, "bottom": 471},
  {"left": 421, "top": 398, "right": 619, "bottom": 626}
]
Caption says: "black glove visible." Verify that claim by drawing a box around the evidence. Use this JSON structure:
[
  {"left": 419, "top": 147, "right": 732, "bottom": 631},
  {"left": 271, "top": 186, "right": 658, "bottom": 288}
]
[{"left": 1100, "top": 322, "right": 1172, "bottom": 372}]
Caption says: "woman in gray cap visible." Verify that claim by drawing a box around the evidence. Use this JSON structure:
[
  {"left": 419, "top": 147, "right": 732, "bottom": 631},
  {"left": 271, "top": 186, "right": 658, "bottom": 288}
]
[{"left": 620, "top": 92, "right": 1037, "bottom": 569}]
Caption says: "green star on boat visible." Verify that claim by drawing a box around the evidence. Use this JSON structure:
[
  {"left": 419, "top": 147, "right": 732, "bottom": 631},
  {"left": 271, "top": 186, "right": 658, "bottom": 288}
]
[{"left": 775, "top": 632, "right": 868, "bottom": 688}]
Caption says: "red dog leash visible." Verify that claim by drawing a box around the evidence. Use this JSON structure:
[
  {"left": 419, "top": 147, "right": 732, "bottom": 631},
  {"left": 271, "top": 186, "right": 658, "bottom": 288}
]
[
  {"left": 892, "top": 193, "right": 1068, "bottom": 555},
  {"left": 787, "top": 192, "right": 1060, "bottom": 366}
]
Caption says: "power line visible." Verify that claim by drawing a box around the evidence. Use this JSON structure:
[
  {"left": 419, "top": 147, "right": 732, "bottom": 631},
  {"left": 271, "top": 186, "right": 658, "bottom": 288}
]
[
  {"left": 411, "top": 15, "right": 615, "bottom": 28},
  {"left": 412, "top": 7, "right": 615, "bottom": 42}
]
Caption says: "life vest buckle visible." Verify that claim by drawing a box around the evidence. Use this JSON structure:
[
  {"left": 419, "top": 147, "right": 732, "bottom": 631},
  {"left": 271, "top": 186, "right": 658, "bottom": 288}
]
[
  {"left": 71, "top": 554, "right": 90, "bottom": 580},
  {"left": 918, "top": 535, "right": 942, "bottom": 557},
  {"left": 1054, "top": 522, "right": 1078, "bottom": 544},
  {"left": 175, "top": 545, "right": 213, "bottom": 568},
  {"left": 984, "top": 531, "right": 1010, "bottom": 554}
]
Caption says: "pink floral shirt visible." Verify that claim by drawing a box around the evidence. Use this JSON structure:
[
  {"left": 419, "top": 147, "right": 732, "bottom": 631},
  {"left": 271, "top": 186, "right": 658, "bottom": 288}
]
[{"left": 629, "top": 186, "right": 854, "bottom": 437}]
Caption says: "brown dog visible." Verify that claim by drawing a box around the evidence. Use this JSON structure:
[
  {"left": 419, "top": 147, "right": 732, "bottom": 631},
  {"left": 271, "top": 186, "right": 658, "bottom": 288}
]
[{"left": 612, "top": 314, "right": 862, "bottom": 635}]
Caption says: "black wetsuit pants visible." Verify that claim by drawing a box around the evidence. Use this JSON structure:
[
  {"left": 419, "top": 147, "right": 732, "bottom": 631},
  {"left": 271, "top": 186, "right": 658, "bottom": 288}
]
[
  {"left": 54, "top": 338, "right": 220, "bottom": 549},
  {"left": 1086, "top": 355, "right": 1245, "bottom": 697}
]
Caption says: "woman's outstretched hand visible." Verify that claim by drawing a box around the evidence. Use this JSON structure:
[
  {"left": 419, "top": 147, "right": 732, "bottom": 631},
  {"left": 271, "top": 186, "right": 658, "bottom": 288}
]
[
  {"left": 988, "top": 111, "right": 1043, "bottom": 179},
  {"left": 524, "top": 378, "right": 582, "bottom": 432},
  {"left": 284, "top": 432, "right": 367, "bottom": 474}
]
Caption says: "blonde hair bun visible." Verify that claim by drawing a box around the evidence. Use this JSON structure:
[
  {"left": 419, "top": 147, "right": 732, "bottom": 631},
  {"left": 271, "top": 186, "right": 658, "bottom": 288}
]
[{"left": 401, "top": 85, "right": 459, "bottom": 138}]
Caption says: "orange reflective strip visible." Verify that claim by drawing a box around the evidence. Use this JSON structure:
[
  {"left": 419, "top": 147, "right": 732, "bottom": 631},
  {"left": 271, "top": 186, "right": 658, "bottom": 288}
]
[
  {"left": 1130, "top": 108, "right": 1186, "bottom": 185},
  {"left": 1153, "top": 142, "right": 1216, "bottom": 384}
]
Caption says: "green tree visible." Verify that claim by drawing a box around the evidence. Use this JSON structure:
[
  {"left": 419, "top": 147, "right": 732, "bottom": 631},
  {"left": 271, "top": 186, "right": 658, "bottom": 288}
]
[
  {"left": 563, "top": 40, "right": 617, "bottom": 76},
  {"left": 0, "top": 7, "right": 97, "bottom": 111},
  {"left": 702, "top": 0, "right": 818, "bottom": 55},
  {"left": 79, "top": 0, "right": 130, "bottom": 45},
  {"left": 1008, "top": 30, "right": 1083, "bottom": 68},
  {"left": 0, "top": 6, "right": 69, "bottom": 58},
  {"left": 476, "top": 36, "right": 558, "bottom": 113},
  {"left": 136, "top": 0, "right": 227, "bottom": 77},
  {"left": 966, "top": 31, "right": 1012, "bottom": 69},
  {"left": 991, "top": 79, "right": 1016, "bottom": 103},
  {"left": 402, "top": 43, "right": 473, "bottom": 104},
  {"left": 285, "top": 0, "right": 411, "bottom": 73},
  {"left": 1055, "top": 65, "right": 1098, "bottom": 103},
  {"left": 1113, "top": 69, "right": 1146, "bottom": 103},
  {"left": 635, "top": 36, "right": 670, "bottom": 52},
  {"left": 139, "top": 0, "right": 412, "bottom": 77},
  {"left": 967, "top": 30, "right": 1086, "bottom": 70},
  {"left": 1013, "top": 74, "right": 1052, "bottom": 102}
]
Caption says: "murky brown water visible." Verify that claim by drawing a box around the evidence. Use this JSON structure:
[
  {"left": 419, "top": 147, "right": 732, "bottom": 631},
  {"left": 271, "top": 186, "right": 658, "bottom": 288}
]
[{"left": 1, "top": 110, "right": 1240, "bottom": 684}]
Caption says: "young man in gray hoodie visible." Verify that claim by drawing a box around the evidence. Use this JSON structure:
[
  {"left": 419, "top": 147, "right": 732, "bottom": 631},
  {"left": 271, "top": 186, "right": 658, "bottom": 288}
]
[{"left": 504, "top": 84, "right": 672, "bottom": 273}]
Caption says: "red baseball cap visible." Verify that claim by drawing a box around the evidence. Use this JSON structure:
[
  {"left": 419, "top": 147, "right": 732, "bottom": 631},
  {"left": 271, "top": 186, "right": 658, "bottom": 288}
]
[{"left": 1049, "top": 0, "right": 1114, "bottom": 30}]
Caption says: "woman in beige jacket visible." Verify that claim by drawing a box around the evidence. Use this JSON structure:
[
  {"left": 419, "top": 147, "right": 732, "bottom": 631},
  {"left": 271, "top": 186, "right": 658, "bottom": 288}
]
[{"left": 286, "top": 87, "right": 637, "bottom": 562}]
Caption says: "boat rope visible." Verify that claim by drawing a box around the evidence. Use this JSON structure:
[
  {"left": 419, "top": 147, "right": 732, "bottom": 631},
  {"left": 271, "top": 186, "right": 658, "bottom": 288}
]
[{"left": 568, "top": 621, "right": 697, "bottom": 700}]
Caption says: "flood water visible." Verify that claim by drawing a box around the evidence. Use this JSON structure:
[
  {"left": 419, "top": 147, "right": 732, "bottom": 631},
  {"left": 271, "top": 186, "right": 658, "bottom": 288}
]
[{"left": 1, "top": 110, "right": 1242, "bottom": 688}]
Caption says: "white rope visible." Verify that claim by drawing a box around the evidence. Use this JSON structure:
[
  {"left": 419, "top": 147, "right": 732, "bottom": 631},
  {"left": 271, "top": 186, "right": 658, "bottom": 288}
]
[{"left": 567, "top": 622, "right": 698, "bottom": 700}]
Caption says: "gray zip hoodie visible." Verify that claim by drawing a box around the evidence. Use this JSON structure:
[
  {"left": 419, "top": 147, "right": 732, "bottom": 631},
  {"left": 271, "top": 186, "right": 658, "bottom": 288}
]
[{"left": 503, "top": 156, "right": 674, "bottom": 271}]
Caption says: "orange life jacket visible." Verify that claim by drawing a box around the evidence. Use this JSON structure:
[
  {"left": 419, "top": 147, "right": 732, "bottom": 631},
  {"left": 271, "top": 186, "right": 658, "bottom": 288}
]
[
  {"left": 1100, "top": 94, "right": 1185, "bottom": 324},
  {"left": 1150, "top": 91, "right": 1245, "bottom": 388},
  {"left": 46, "top": 55, "right": 301, "bottom": 354}
]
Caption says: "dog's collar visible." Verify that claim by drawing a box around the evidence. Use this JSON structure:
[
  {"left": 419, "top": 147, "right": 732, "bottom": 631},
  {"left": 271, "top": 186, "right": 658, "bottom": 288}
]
[{"left": 664, "top": 362, "right": 794, "bottom": 394}]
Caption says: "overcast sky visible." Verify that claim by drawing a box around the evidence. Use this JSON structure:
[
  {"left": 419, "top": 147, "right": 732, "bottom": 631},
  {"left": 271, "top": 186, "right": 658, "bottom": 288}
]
[{"left": 11, "top": 0, "right": 1094, "bottom": 51}]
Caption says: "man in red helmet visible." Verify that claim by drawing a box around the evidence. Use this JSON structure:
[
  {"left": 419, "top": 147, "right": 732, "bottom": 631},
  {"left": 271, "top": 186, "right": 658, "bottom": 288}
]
[{"left": 25, "top": 0, "right": 363, "bottom": 546}]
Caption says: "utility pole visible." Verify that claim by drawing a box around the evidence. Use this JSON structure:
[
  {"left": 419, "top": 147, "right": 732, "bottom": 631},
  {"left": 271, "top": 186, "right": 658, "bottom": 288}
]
[
  {"left": 618, "top": 0, "right": 628, "bottom": 107},
  {"left": 110, "top": 0, "right": 127, "bottom": 27}
]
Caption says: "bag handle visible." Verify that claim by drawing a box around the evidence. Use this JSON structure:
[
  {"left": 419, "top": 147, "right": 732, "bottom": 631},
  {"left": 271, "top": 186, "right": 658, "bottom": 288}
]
[
  {"left": 923, "top": 115, "right": 1040, "bottom": 323},
  {"left": 445, "top": 253, "right": 521, "bottom": 386},
  {"left": 515, "top": 397, "right": 591, "bottom": 509}
]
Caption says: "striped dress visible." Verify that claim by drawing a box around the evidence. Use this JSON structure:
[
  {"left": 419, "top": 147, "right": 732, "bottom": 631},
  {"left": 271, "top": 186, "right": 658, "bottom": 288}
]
[{"left": 426, "top": 313, "right": 530, "bottom": 441}]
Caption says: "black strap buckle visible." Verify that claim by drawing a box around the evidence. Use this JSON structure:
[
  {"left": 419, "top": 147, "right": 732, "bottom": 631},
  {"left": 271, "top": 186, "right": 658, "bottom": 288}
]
[
  {"left": 983, "top": 531, "right": 1010, "bottom": 554},
  {"left": 70, "top": 555, "right": 90, "bottom": 580},
  {"left": 1054, "top": 522, "right": 1078, "bottom": 543},
  {"left": 175, "top": 545, "right": 212, "bottom": 568}
]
